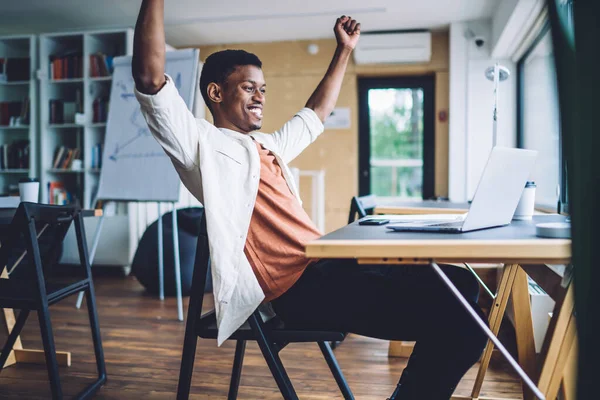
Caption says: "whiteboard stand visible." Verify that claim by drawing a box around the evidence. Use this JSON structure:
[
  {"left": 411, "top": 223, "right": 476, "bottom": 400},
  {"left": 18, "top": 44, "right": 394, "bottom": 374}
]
[
  {"left": 75, "top": 209, "right": 106, "bottom": 309},
  {"left": 157, "top": 203, "right": 165, "bottom": 300},
  {"left": 153, "top": 201, "right": 184, "bottom": 321}
]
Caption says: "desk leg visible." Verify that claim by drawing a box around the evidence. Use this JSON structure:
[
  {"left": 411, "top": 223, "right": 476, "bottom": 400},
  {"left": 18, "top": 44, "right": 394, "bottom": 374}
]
[
  {"left": 471, "top": 263, "right": 520, "bottom": 399},
  {"left": 1, "top": 268, "right": 71, "bottom": 369},
  {"left": 560, "top": 335, "right": 577, "bottom": 400},
  {"left": 1, "top": 307, "right": 22, "bottom": 368},
  {"left": 538, "top": 283, "right": 576, "bottom": 399},
  {"left": 511, "top": 266, "right": 537, "bottom": 400},
  {"left": 388, "top": 341, "right": 415, "bottom": 358},
  {"left": 1, "top": 268, "right": 21, "bottom": 368}
]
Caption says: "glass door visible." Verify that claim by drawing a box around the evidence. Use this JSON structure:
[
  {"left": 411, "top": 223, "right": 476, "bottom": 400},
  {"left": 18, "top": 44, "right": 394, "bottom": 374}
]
[{"left": 358, "top": 76, "right": 434, "bottom": 200}]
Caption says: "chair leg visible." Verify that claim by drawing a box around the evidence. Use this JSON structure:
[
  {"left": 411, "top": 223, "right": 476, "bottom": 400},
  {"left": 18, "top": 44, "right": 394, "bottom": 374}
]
[
  {"left": 248, "top": 313, "right": 298, "bottom": 400},
  {"left": 68, "top": 288, "right": 108, "bottom": 400},
  {"left": 37, "top": 305, "right": 63, "bottom": 400},
  {"left": 228, "top": 340, "right": 246, "bottom": 400},
  {"left": 177, "top": 321, "right": 199, "bottom": 399},
  {"left": 330, "top": 333, "right": 348, "bottom": 350},
  {"left": 85, "top": 287, "right": 107, "bottom": 382},
  {"left": 318, "top": 341, "right": 354, "bottom": 400},
  {"left": 0, "top": 309, "right": 30, "bottom": 370}
]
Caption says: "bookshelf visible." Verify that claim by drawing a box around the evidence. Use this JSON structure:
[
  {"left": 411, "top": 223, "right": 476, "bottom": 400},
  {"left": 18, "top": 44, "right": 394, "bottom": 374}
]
[
  {"left": 39, "top": 29, "right": 133, "bottom": 208},
  {"left": 0, "top": 35, "right": 37, "bottom": 197}
]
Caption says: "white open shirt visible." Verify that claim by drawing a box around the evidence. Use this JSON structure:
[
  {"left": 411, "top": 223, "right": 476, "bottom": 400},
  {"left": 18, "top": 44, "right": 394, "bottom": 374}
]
[{"left": 135, "top": 74, "right": 325, "bottom": 345}]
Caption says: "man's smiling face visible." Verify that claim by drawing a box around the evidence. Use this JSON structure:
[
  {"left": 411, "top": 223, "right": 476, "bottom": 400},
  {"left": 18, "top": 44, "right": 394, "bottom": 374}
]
[{"left": 219, "top": 65, "right": 266, "bottom": 133}]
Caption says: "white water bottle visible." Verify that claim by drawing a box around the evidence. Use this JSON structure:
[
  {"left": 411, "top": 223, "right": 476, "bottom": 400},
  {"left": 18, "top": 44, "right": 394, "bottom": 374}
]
[{"left": 513, "top": 181, "right": 536, "bottom": 220}]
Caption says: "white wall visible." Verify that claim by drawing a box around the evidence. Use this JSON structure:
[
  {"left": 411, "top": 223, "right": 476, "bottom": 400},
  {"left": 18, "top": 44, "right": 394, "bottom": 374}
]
[
  {"left": 449, "top": 19, "right": 517, "bottom": 201},
  {"left": 448, "top": 22, "right": 468, "bottom": 201},
  {"left": 492, "top": 0, "right": 520, "bottom": 54},
  {"left": 491, "top": 0, "right": 546, "bottom": 59}
]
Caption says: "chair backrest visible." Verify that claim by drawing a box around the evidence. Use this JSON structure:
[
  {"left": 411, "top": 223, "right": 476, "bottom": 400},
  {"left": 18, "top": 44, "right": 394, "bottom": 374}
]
[
  {"left": 347, "top": 195, "right": 377, "bottom": 224},
  {"left": 0, "top": 202, "right": 85, "bottom": 300},
  {"left": 186, "top": 210, "right": 211, "bottom": 321}
]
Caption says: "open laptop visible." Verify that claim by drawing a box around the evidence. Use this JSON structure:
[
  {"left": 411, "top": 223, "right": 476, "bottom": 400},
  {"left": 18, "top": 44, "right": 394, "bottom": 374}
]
[{"left": 386, "top": 147, "right": 537, "bottom": 233}]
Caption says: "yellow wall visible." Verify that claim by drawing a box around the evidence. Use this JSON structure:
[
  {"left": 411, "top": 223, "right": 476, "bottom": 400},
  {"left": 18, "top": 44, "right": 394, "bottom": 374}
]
[{"left": 198, "top": 31, "right": 449, "bottom": 232}]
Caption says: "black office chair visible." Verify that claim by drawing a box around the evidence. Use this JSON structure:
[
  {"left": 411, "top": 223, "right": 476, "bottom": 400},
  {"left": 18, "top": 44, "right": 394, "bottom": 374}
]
[
  {"left": 176, "top": 211, "right": 354, "bottom": 400},
  {"left": 347, "top": 194, "right": 377, "bottom": 224},
  {"left": 0, "top": 202, "right": 106, "bottom": 400}
]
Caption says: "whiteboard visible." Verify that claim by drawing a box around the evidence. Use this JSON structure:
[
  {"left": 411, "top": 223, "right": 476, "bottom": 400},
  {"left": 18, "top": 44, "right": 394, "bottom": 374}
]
[{"left": 96, "top": 49, "right": 200, "bottom": 203}]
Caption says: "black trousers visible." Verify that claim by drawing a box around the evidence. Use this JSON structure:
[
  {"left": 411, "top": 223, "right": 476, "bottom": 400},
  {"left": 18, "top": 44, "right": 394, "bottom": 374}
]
[{"left": 271, "top": 259, "right": 488, "bottom": 400}]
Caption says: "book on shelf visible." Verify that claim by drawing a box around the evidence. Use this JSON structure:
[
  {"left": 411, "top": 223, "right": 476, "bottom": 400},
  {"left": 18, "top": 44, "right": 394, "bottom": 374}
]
[
  {"left": 91, "top": 143, "right": 103, "bottom": 168},
  {"left": 0, "top": 140, "right": 29, "bottom": 170},
  {"left": 49, "top": 99, "right": 64, "bottom": 124},
  {"left": 48, "top": 181, "right": 77, "bottom": 205},
  {"left": 0, "top": 57, "right": 30, "bottom": 82},
  {"left": 52, "top": 146, "right": 81, "bottom": 169},
  {"left": 0, "top": 98, "right": 29, "bottom": 126},
  {"left": 89, "top": 52, "right": 114, "bottom": 78},
  {"left": 49, "top": 51, "right": 83, "bottom": 80},
  {"left": 49, "top": 90, "right": 82, "bottom": 124},
  {"left": 92, "top": 96, "right": 109, "bottom": 123}
]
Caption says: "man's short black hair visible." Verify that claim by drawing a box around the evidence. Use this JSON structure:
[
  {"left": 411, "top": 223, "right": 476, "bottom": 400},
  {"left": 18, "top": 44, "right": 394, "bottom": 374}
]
[{"left": 200, "top": 49, "right": 263, "bottom": 114}]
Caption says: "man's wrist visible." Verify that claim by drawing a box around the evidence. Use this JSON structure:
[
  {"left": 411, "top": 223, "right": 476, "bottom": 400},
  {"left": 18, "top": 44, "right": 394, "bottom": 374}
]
[{"left": 336, "top": 43, "right": 354, "bottom": 54}]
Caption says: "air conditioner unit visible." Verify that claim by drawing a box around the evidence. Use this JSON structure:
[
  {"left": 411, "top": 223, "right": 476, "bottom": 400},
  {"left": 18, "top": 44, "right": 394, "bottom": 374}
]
[{"left": 353, "top": 30, "right": 432, "bottom": 65}]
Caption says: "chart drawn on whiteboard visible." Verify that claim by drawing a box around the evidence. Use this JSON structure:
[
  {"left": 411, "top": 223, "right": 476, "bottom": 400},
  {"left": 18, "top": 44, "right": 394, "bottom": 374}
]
[{"left": 108, "top": 73, "right": 183, "bottom": 162}]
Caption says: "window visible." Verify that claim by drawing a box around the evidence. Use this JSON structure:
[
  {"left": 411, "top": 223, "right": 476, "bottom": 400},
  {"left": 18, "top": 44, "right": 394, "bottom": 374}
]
[
  {"left": 518, "top": 0, "right": 573, "bottom": 211},
  {"left": 518, "top": 26, "right": 560, "bottom": 209}
]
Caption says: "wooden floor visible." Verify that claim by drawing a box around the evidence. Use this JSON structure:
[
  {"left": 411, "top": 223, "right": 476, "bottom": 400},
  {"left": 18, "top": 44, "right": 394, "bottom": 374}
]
[{"left": 1, "top": 275, "right": 524, "bottom": 399}]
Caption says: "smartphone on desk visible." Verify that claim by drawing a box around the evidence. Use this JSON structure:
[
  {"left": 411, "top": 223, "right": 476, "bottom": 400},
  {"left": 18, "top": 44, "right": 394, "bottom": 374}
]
[{"left": 358, "top": 218, "right": 390, "bottom": 226}]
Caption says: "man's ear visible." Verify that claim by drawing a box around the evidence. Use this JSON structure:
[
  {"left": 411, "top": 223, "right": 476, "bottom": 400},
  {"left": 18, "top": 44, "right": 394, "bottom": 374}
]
[{"left": 207, "top": 82, "right": 223, "bottom": 106}]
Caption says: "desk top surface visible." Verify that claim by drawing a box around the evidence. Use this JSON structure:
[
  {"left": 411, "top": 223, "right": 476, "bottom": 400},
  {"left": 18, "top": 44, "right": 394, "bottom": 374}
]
[
  {"left": 0, "top": 207, "right": 102, "bottom": 226},
  {"left": 306, "top": 215, "right": 571, "bottom": 264}
]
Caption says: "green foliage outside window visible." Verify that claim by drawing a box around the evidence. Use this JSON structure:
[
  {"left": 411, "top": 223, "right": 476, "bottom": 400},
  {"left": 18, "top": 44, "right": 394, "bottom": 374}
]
[{"left": 368, "top": 88, "right": 424, "bottom": 199}]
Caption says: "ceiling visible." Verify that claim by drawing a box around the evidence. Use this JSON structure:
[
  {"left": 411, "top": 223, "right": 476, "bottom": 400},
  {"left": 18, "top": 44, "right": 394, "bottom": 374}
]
[{"left": 0, "top": 0, "right": 498, "bottom": 47}]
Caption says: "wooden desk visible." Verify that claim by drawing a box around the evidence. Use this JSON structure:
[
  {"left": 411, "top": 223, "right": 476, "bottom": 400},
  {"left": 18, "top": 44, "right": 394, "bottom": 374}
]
[
  {"left": 374, "top": 199, "right": 470, "bottom": 215},
  {"left": 306, "top": 215, "right": 574, "bottom": 400},
  {"left": 1, "top": 207, "right": 102, "bottom": 370}
]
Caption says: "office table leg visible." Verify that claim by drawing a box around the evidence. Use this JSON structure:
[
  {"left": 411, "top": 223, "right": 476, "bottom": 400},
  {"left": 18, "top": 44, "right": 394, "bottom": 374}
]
[
  {"left": 388, "top": 341, "right": 415, "bottom": 358},
  {"left": 537, "top": 283, "right": 576, "bottom": 399},
  {"left": 1, "top": 268, "right": 71, "bottom": 369},
  {"left": 560, "top": 334, "right": 578, "bottom": 400},
  {"left": 470, "top": 263, "right": 520, "bottom": 399},
  {"left": 510, "top": 266, "right": 537, "bottom": 400},
  {"left": 1, "top": 307, "right": 20, "bottom": 368}
]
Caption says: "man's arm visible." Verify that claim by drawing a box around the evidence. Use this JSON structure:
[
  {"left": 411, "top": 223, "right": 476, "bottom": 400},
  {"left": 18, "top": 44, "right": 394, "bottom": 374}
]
[
  {"left": 131, "top": 0, "right": 203, "bottom": 170},
  {"left": 305, "top": 16, "right": 361, "bottom": 122},
  {"left": 267, "top": 16, "right": 360, "bottom": 163},
  {"left": 132, "top": 0, "right": 166, "bottom": 94}
]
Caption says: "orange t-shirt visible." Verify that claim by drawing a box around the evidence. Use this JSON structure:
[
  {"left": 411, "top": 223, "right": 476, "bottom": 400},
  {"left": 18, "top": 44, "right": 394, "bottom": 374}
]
[{"left": 244, "top": 141, "right": 321, "bottom": 302}]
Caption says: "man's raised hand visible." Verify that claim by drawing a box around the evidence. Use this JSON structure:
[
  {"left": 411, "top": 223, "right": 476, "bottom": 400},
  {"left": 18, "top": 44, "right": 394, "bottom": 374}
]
[{"left": 334, "top": 16, "right": 361, "bottom": 50}]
